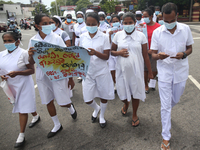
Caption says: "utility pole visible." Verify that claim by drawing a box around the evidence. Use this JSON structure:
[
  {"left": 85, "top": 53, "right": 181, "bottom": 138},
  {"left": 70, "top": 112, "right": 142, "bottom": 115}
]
[
  {"left": 189, "top": 0, "right": 193, "bottom": 22},
  {"left": 55, "top": 0, "right": 58, "bottom": 15}
]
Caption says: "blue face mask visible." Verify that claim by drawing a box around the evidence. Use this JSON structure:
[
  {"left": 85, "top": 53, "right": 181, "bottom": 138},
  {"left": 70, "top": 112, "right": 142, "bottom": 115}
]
[
  {"left": 77, "top": 18, "right": 83, "bottom": 23},
  {"left": 107, "top": 16, "right": 111, "bottom": 19},
  {"left": 113, "top": 22, "right": 120, "bottom": 27},
  {"left": 4, "top": 41, "right": 17, "bottom": 52},
  {"left": 123, "top": 24, "right": 135, "bottom": 33},
  {"left": 100, "top": 21, "right": 105, "bottom": 25},
  {"left": 164, "top": 21, "right": 177, "bottom": 30},
  {"left": 86, "top": 26, "right": 98, "bottom": 34},
  {"left": 155, "top": 11, "right": 160, "bottom": 16},
  {"left": 158, "top": 20, "right": 164, "bottom": 25},
  {"left": 67, "top": 19, "right": 71, "bottom": 23},
  {"left": 51, "top": 24, "right": 57, "bottom": 30},
  {"left": 144, "top": 17, "right": 151, "bottom": 24},
  {"left": 41, "top": 25, "right": 52, "bottom": 35}
]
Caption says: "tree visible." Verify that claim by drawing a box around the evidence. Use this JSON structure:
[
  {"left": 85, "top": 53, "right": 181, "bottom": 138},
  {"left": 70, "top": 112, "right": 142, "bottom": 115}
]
[
  {"left": 100, "top": 0, "right": 119, "bottom": 13},
  {"left": 75, "top": 0, "right": 92, "bottom": 12},
  {"left": 32, "top": 3, "right": 49, "bottom": 16},
  {"left": 0, "top": 0, "right": 14, "bottom": 4}
]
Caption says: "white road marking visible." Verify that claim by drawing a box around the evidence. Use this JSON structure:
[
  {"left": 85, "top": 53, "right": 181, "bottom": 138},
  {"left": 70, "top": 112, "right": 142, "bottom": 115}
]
[
  {"left": 188, "top": 75, "right": 200, "bottom": 90},
  {"left": 193, "top": 37, "right": 200, "bottom": 40},
  {"left": 34, "top": 84, "right": 37, "bottom": 89}
]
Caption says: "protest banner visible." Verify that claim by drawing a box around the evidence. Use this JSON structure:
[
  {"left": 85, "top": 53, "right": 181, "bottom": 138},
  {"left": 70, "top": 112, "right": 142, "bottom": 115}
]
[{"left": 31, "top": 40, "right": 90, "bottom": 81}]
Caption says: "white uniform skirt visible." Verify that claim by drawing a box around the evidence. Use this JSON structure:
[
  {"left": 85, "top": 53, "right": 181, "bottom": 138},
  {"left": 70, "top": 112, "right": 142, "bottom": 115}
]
[
  {"left": 36, "top": 67, "right": 71, "bottom": 105},
  {"left": 109, "top": 55, "right": 117, "bottom": 71},
  {"left": 82, "top": 72, "right": 115, "bottom": 102}
]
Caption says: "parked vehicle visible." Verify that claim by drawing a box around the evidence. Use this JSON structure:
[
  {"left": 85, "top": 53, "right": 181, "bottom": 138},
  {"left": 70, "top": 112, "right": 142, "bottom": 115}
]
[
  {"left": 20, "top": 22, "right": 31, "bottom": 30},
  {"left": 0, "top": 21, "right": 8, "bottom": 32}
]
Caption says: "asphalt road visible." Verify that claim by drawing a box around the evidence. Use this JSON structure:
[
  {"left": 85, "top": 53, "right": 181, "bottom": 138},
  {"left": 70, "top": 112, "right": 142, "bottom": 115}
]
[{"left": 0, "top": 24, "right": 200, "bottom": 150}]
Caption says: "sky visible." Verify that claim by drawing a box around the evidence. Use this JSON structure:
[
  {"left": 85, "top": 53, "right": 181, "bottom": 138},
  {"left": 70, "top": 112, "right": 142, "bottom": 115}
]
[{"left": 4, "top": 0, "right": 54, "bottom": 8}]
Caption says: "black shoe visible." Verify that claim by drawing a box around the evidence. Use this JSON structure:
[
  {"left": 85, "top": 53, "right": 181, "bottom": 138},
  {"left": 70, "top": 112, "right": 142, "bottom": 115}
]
[
  {"left": 47, "top": 125, "right": 63, "bottom": 138},
  {"left": 28, "top": 116, "right": 40, "bottom": 128},
  {"left": 71, "top": 103, "right": 77, "bottom": 120},
  {"left": 151, "top": 88, "right": 156, "bottom": 91},
  {"left": 14, "top": 138, "right": 25, "bottom": 148},
  {"left": 99, "top": 121, "right": 107, "bottom": 128},
  {"left": 91, "top": 116, "right": 97, "bottom": 123}
]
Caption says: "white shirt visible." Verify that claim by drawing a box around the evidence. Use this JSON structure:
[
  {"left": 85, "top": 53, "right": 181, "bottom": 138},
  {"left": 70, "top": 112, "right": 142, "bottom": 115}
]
[
  {"left": 151, "top": 22, "right": 194, "bottom": 84},
  {"left": 73, "top": 22, "right": 87, "bottom": 37},
  {"left": 135, "top": 18, "right": 144, "bottom": 26},
  {"left": 1, "top": 47, "right": 29, "bottom": 71},
  {"left": 99, "top": 22, "right": 110, "bottom": 32},
  {"left": 54, "top": 28, "right": 70, "bottom": 42},
  {"left": 153, "top": 13, "right": 157, "bottom": 22},
  {"left": 79, "top": 30, "right": 110, "bottom": 77}
]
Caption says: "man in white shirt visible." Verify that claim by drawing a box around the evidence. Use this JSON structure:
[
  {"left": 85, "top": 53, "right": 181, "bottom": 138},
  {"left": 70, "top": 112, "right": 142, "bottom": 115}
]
[
  {"left": 151, "top": 2, "right": 194, "bottom": 150},
  {"left": 135, "top": 10, "right": 144, "bottom": 26}
]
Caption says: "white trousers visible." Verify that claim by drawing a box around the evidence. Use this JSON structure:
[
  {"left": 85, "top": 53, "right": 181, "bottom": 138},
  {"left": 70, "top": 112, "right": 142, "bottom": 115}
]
[{"left": 158, "top": 80, "right": 186, "bottom": 141}]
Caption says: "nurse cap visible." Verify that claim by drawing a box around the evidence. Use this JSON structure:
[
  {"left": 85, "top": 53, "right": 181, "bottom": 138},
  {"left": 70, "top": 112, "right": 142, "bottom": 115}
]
[
  {"left": 77, "top": 11, "right": 84, "bottom": 15},
  {"left": 118, "top": 11, "right": 124, "bottom": 15},
  {"left": 136, "top": 10, "right": 142, "bottom": 14},
  {"left": 98, "top": 11, "right": 105, "bottom": 16},
  {"left": 86, "top": 9, "right": 94, "bottom": 13},
  {"left": 53, "top": 15, "right": 62, "bottom": 25}
]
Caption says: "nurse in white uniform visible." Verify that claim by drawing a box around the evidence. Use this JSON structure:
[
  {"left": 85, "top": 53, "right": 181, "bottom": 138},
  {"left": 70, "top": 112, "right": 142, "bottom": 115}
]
[
  {"left": 98, "top": 11, "right": 110, "bottom": 33},
  {"left": 28, "top": 14, "right": 76, "bottom": 138},
  {"left": 151, "top": 3, "right": 193, "bottom": 150},
  {"left": 72, "top": 11, "right": 87, "bottom": 46},
  {"left": 111, "top": 12, "right": 153, "bottom": 127},
  {"left": 106, "top": 14, "right": 123, "bottom": 89},
  {"left": 80, "top": 12, "right": 114, "bottom": 128},
  {"left": 0, "top": 32, "right": 40, "bottom": 148},
  {"left": 51, "top": 15, "right": 71, "bottom": 47}
]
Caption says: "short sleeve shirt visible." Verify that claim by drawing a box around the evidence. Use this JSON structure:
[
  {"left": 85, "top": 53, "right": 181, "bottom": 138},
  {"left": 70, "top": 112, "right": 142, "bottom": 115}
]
[
  {"left": 79, "top": 30, "right": 110, "bottom": 77},
  {"left": 151, "top": 22, "right": 194, "bottom": 84}
]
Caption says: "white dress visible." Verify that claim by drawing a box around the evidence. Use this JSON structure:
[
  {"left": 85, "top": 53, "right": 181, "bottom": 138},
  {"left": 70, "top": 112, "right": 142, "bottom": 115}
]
[
  {"left": 113, "top": 30, "right": 147, "bottom": 102},
  {"left": 99, "top": 22, "right": 110, "bottom": 32},
  {"left": 73, "top": 22, "right": 87, "bottom": 46},
  {"left": 28, "top": 31, "right": 72, "bottom": 105},
  {"left": 0, "top": 47, "right": 36, "bottom": 113},
  {"left": 80, "top": 30, "right": 114, "bottom": 102}
]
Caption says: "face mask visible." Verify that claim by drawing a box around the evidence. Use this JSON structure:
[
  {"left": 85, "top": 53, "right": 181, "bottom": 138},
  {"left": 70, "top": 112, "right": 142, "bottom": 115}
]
[
  {"left": 41, "top": 25, "right": 52, "bottom": 35},
  {"left": 67, "top": 19, "right": 71, "bottom": 23},
  {"left": 164, "top": 21, "right": 177, "bottom": 30},
  {"left": 112, "top": 22, "right": 120, "bottom": 27},
  {"left": 100, "top": 21, "right": 105, "bottom": 25},
  {"left": 77, "top": 18, "right": 83, "bottom": 23},
  {"left": 136, "top": 19, "right": 141, "bottom": 22},
  {"left": 107, "top": 16, "right": 111, "bottom": 19},
  {"left": 143, "top": 17, "right": 151, "bottom": 24},
  {"left": 155, "top": 11, "right": 160, "bottom": 16},
  {"left": 4, "top": 41, "right": 17, "bottom": 52},
  {"left": 123, "top": 24, "right": 135, "bottom": 33},
  {"left": 158, "top": 20, "right": 164, "bottom": 25},
  {"left": 121, "top": 20, "right": 123, "bottom": 24},
  {"left": 51, "top": 24, "right": 57, "bottom": 30},
  {"left": 86, "top": 26, "right": 98, "bottom": 34}
]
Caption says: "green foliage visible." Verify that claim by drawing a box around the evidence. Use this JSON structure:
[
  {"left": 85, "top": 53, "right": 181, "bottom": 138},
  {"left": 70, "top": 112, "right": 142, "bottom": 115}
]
[
  {"left": 75, "top": 0, "right": 92, "bottom": 12},
  {"left": 32, "top": 3, "right": 49, "bottom": 16},
  {"left": 100, "top": 0, "right": 119, "bottom": 13},
  {"left": 0, "top": 0, "right": 14, "bottom": 4}
]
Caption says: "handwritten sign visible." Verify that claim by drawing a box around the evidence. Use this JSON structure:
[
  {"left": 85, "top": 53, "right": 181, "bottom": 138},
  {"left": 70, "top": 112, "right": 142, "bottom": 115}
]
[
  {"left": 31, "top": 40, "right": 90, "bottom": 81},
  {"left": 135, "top": 24, "right": 148, "bottom": 49}
]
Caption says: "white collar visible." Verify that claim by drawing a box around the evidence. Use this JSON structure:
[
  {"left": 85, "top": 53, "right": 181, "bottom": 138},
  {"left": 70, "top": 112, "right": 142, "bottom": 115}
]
[
  {"left": 121, "top": 29, "right": 137, "bottom": 40},
  {"left": 85, "top": 29, "right": 102, "bottom": 40},
  {"left": 35, "top": 31, "right": 54, "bottom": 42},
  {"left": 2, "top": 46, "right": 20, "bottom": 57},
  {"left": 161, "top": 22, "right": 183, "bottom": 34}
]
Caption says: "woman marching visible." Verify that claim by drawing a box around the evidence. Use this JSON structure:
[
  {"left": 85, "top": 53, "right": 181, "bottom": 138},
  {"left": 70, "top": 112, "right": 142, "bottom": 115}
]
[
  {"left": 72, "top": 11, "right": 87, "bottom": 46},
  {"left": 79, "top": 12, "right": 114, "bottom": 128},
  {"left": 98, "top": 11, "right": 110, "bottom": 33},
  {"left": 51, "top": 15, "right": 71, "bottom": 47},
  {"left": 0, "top": 32, "right": 40, "bottom": 148},
  {"left": 111, "top": 12, "right": 153, "bottom": 126},
  {"left": 28, "top": 13, "right": 77, "bottom": 138},
  {"left": 107, "top": 14, "right": 123, "bottom": 90}
]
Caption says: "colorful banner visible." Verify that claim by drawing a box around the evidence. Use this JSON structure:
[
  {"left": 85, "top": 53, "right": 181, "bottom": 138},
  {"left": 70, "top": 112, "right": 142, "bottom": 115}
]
[{"left": 31, "top": 40, "right": 90, "bottom": 81}]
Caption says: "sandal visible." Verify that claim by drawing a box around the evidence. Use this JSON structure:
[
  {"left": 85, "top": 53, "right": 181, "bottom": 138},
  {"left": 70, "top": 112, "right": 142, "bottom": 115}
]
[
  {"left": 121, "top": 102, "right": 130, "bottom": 115},
  {"left": 132, "top": 117, "right": 140, "bottom": 127},
  {"left": 161, "top": 142, "right": 170, "bottom": 150}
]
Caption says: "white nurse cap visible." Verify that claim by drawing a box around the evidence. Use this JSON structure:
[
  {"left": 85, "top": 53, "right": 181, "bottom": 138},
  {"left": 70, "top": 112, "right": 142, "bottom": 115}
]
[
  {"left": 136, "top": 11, "right": 142, "bottom": 14},
  {"left": 86, "top": 9, "right": 94, "bottom": 13},
  {"left": 118, "top": 11, "right": 124, "bottom": 15},
  {"left": 53, "top": 15, "right": 62, "bottom": 25},
  {"left": 98, "top": 11, "right": 105, "bottom": 16}
]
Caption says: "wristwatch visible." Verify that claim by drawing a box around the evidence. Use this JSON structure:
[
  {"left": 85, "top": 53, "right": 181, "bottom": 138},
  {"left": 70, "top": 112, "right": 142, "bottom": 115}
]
[{"left": 182, "top": 52, "right": 187, "bottom": 59}]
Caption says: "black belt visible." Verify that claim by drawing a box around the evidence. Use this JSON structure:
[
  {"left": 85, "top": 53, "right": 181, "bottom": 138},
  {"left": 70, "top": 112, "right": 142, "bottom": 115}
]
[{"left": 76, "top": 36, "right": 80, "bottom": 38}]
